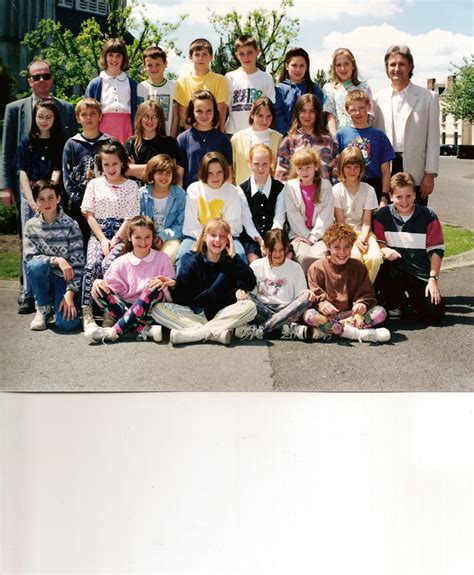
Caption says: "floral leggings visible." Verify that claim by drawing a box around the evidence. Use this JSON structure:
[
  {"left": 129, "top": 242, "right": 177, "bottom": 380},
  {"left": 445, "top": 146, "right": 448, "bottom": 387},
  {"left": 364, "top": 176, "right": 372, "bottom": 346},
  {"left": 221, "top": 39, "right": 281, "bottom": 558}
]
[
  {"left": 303, "top": 305, "right": 387, "bottom": 335},
  {"left": 95, "top": 285, "right": 165, "bottom": 337}
]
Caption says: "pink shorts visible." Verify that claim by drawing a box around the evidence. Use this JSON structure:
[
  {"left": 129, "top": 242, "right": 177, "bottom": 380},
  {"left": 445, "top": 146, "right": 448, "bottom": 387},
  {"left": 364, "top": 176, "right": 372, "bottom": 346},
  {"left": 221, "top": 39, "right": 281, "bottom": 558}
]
[{"left": 100, "top": 113, "right": 132, "bottom": 145}]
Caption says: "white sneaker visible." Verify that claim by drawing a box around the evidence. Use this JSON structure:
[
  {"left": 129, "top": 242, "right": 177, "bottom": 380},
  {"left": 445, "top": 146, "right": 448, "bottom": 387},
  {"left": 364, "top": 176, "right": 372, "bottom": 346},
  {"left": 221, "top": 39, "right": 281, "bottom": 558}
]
[
  {"left": 137, "top": 325, "right": 162, "bottom": 343},
  {"left": 84, "top": 325, "right": 117, "bottom": 344},
  {"left": 342, "top": 325, "right": 391, "bottom": 343},
  {"left": 102, "top": 310, "right": 115, "bottom": 328},
  {"left": 81, "top": 305, "right": 95, "bottom": 330},
  {"left": 209, "top": 330, "right": 232, "bottom": 345},
  {"left": 234, "top": 325, "right": 264, "bottom": 340},
  {"left": 281, "top": 323, "right": 308, "bottom": 340},
  {"left": 30, "top": 307, "right": 52, "bottom": 331},
  {"left": 169, "top": 326, "right": 210, "bottom": 345}
]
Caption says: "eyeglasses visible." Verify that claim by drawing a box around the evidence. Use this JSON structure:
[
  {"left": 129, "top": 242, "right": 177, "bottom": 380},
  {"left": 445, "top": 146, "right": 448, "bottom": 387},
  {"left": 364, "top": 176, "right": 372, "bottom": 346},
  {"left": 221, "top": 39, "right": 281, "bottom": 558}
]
[{"left": 29, "top": 73, "right": 52, "bottom": 81}]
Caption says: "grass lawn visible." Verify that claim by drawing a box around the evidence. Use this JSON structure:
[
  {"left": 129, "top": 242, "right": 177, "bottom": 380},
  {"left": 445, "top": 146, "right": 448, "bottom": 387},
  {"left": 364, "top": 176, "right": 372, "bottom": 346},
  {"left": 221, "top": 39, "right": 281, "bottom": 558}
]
[{"left": 0, "top": 225, "right": 473, "bottom": 281}]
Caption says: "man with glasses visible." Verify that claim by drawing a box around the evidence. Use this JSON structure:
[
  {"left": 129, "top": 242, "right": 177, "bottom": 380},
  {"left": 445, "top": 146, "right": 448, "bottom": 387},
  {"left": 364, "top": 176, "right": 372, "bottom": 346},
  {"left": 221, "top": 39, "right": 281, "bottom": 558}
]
[{"left": 0, "top": 60, "right": 78, "bottom": 313}]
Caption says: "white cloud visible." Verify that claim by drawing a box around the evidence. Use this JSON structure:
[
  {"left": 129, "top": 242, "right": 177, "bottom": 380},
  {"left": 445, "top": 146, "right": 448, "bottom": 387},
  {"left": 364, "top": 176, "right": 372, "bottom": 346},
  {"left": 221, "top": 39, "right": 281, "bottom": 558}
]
[
  {"left": 308, "top": 24, "right": 473, "bottom": 93},
  {"left": 139, "top": 0, "right": 407, "bottom": 25}
]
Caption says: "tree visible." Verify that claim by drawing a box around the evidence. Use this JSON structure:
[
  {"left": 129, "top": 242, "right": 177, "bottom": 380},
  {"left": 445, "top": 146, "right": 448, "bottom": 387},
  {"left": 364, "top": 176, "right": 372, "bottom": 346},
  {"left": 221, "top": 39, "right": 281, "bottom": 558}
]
[
  {"left": 209, "top": 0, "right": 299, "bottom": 79},
  {"left": 442, "top": 56, "right": 474, "bottom": 123},
  {"left": 314, "top": 68, "right": 330, "bottom": 88},
  {"left": 21, "top": 0, "right": 187, "bottom": 102}
]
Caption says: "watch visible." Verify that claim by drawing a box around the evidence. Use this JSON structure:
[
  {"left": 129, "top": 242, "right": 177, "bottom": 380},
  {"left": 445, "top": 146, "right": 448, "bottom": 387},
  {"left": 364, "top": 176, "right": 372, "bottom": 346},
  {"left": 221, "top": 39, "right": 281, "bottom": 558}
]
[{"left": 429, "top": 274, "right": 439, "bottom": 281}]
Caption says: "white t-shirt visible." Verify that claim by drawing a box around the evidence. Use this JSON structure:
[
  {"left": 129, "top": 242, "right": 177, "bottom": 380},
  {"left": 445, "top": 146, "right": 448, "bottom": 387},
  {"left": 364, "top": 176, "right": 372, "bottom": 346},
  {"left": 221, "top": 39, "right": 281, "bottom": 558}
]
[
  {"left": 137, "top": 79, "right": 176, "bottom": 135},
  {"left": 332, "top": 181, "right": 378, "bottom": 231},
  {"left": 250, "top": 257, "right": 307, "bottom": 306},
  {"left": 153, "top": 196, "right": 167, "bottom": 231},
  {"left": 225, "top": 68, "right": 276, "bottom": 134}
]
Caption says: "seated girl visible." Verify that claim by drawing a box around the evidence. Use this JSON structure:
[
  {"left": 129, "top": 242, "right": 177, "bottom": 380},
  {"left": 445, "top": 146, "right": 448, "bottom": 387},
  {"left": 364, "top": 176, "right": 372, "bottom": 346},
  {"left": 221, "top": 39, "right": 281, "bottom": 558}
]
[
  {"left": 283, "top": 148, "right": 334, "bottom": 274},
  {"left": 139, "top": 154, "right": 186, "bottom": 265},
  {"left": 177, "top": 151, "right": 247, "bottom": 270},
  {"left": 234, "top": 229, "right": 317, "bottom": 341},
  {"left": 332, "top": 146, "right": 382, "bottom": 283},
  {"left": 151, "top": 217, "right": 257, "bottom": 346},
  {"left": 303, "top": 223, "right": 390, "bottom": 343},
  {"left": 238, "top": 143, "right": 286, "bottom": 263},
  {"left": 85, "top": 215, "right": 175, "bottom": 344}
]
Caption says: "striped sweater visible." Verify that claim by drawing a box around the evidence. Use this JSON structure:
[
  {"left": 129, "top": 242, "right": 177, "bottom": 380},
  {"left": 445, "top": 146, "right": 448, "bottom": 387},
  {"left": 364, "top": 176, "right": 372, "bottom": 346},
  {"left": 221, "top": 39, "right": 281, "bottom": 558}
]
[
  {"left": 23, "top": 209, "right": 85, "bottom": 293},
  {"left": 374, "top": 204, "right": 444, "bottom": 282}
]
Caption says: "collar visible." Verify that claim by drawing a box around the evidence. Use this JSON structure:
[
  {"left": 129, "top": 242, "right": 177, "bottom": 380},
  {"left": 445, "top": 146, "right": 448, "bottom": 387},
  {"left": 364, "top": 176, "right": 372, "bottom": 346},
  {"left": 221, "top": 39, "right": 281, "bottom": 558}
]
[
  {"left": 128, "top": 249, "right": 156, "bottom": 265},
  {"left": 391, "top": 81, "right": 410, "bottom": 97},
  {"left": 250, "top": 175, "right": 272, "bottom": 197},
  {"left": 100, "top": 70, "right": 127, "bottom": 81}
]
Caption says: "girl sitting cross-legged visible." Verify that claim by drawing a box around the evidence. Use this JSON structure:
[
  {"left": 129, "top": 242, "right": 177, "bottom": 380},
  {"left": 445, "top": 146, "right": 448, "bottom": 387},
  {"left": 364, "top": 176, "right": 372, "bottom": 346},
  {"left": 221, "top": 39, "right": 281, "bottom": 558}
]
[
  {"left": 151, "top": 217, "right": 257, "bottom": 346},
  {"left": 85, "top": 215, "right": 175, "bottom": 344}
]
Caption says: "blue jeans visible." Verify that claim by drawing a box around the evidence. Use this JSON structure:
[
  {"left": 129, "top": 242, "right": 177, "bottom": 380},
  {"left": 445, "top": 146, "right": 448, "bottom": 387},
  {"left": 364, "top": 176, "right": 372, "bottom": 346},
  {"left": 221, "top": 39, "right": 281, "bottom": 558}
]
[
  {"left": 27, "top": 258, "right": 81, "bottom": 332},
  {"left": 20, "top": 195, "right": 35, "bottom": 300},
  {"left": 175, "top": 236, "right": 248, "bottom": 274}
]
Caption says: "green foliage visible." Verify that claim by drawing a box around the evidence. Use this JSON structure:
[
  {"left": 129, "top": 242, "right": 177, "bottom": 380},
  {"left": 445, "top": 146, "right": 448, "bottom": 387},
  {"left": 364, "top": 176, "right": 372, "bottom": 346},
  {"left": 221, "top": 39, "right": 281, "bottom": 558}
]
[
  {"left": 441, "top": 56, "right": 474, "bottom": 123},
  {"left": 21, "top": 0, "right": 187, "bottom": 102},
  {"left": 0, "top": 252, "right": 20, "bottom": 280},
  {"left": 314, "top": 68, "right": 330, "bottom": 88},
  {"left": 443, "top": 225, "right": 474, "bottom": 258},
  {"left": 0, "top": 203, "right": 17, "bottom": 234},
  {"left": 209, "top": 0, "right": 299, "bottom": 79}
]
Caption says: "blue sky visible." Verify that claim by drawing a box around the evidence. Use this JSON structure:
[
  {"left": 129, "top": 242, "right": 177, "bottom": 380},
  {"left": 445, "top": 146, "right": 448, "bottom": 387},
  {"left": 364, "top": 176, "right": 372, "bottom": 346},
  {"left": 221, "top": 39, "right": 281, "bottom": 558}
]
[{"left": 138, "top": 0, "right": 473, "bottom": 91}]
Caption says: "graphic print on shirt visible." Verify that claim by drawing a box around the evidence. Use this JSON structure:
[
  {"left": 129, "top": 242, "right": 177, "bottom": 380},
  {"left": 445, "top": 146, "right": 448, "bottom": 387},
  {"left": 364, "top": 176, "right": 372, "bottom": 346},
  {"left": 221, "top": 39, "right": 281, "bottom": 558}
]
[
  {"left": 231, "top": 88, "right": 263, "bottom": 112},
  {"left": 198, "top": 197, "right": 225, "bottom": 226},
  {"left": 258, "top": 277, "right": 287, "bottom": 298},
  {"left": 349, "top": 137, "right": 372, "bottom": 168}
]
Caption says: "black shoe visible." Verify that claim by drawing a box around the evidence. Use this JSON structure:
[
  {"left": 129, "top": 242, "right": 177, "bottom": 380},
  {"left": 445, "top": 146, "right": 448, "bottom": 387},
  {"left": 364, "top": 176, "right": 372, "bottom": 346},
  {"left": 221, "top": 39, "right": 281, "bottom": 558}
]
[{"left": 18, "top": 298, "right": 36, "bottom": 314}]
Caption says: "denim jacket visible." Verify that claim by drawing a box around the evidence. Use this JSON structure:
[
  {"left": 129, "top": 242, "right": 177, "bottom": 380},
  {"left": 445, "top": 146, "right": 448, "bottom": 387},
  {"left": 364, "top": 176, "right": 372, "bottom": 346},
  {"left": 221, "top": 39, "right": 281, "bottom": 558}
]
[{"left": 139, "top": 184, "right": 186, "bottom": 242}]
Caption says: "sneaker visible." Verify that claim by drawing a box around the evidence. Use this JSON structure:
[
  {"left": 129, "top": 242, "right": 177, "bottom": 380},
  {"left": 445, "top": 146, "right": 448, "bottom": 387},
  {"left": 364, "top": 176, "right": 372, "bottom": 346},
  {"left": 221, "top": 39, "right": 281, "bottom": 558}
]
[
  {"left": 170, "top": 326, "right": 210, "bottom": 345},
  {"left": 81, "top": 305, "right": 96, "bottom": 330},
  {"left": 102, "top": 310, "right": 115, "bottom": 328},
  {"left": 281, "top": 323, "right": 308, "bottom": 340},
  {"left": 310, "top": 327, "right": 330, "bottom": 341},
  {"left": 234, "top": 325, "right": 264, "bottom": 340},
  {"left": 342, "top": 324, "right": 391, "bottom": 343},
  {"left": 30, "top": 307, "right": 52, "bottom": 331},
  {"left": 209, "top": 329, "right": 232, "bottom": 345},
  {"left": 18, "top": 297, "right": 35, "bottom": 315},
  {"left": 388, "top": 307, "right": 401, "bottom": 319},
  {"left": 84, "top": 325, "right": 117, "bottom": 344},
  {"left": 137, "top": 325, "right": 162, "bottom": 343}
]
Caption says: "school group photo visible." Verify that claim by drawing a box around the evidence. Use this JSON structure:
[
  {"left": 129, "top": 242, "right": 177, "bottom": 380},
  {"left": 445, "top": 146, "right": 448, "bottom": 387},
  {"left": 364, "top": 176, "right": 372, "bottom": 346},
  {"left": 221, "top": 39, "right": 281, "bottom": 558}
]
[{"left": 0, "top": 33, "right": 446, "bottom": 349}]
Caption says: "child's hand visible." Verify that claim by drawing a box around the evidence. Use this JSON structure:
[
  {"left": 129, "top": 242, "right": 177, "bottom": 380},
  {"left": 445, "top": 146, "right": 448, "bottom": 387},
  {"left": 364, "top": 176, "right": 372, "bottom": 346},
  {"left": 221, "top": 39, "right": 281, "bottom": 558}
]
[
  {"left": 294, "top": 236, "right": 311, "bottom": 245},
  {"left": 381, "top": 247, "right": 401, "bottom": 261},
  {"left": 28, "top": 200, "right": 39, "bottom": 212},
  {"left": 128, "top": 155, "right": 136, "bottom": 164},
  {"left": 352, "top": 302, "right": 367, "bottom": 316},
  {"left": 92, "top": 279, "right": 110, "bottom": 298},
  {"left": 425, "top": 278, "right": 441, "bottom": 305},
  {"left": 235, "top": 289, "right": 248, "bottom": 301},
  {"left": 226, "top": 234, "right": 236, "bottom": 258},
  {"left": 58, "top": 290, "right": 77, "bottom": 321},
  {"left": 57, "top": 257, "right": 74, "bottom": 282},
  {"left": 110, "top": 235, "right": 122, "bottom": 248},
  {"left": 148, "top": 275, "right": 176, "bottom": 290},
  {"left": 301, "top": 289, "right": 316, "bottom": 303},
  {"left": 154, "top": 236, "right": 163, "bottom": 250},
  {"left": 318, "top": 300, "right": 339, "bottom": 317},
  {"left": 356, "top": 237, "right": 368, "bottom": 254},
  {"left": 100, "top": 237, "right": 111, "bottom": 256}
]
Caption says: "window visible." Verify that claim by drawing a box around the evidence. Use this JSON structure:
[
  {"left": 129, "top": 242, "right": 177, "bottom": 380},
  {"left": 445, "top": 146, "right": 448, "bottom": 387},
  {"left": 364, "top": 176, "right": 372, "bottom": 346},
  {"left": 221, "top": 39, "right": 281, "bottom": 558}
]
[
  {"left": 76, "top": 0, "right": 108, "bottom": 15},
  {"left": 57, "top": 0, "right": 74, "bottom": 7}
]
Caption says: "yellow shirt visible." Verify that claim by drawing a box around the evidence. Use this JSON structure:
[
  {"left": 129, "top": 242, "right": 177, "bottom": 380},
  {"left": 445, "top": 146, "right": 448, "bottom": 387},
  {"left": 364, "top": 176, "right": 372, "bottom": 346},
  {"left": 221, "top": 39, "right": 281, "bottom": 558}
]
[{"left": 174, "top": 70, "right": 228, "bottom": 107}]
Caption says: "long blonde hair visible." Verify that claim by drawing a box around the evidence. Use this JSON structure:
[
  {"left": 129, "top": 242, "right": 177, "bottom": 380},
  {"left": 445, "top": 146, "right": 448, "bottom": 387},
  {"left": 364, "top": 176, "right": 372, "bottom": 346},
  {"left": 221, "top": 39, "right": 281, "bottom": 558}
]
[{"left": 192, "top": 217, "right": 231, "bottom": 254}]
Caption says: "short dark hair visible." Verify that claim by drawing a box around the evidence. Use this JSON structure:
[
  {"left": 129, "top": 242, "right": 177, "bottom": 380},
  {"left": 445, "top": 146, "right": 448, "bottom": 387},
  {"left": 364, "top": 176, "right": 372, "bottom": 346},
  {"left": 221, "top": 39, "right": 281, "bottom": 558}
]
[
  {"left": 144, "top": 154, "right": 178, "bottom": 184},
  {"left": 384, "top": 45, "right": 414, "bottom": 79},
  {"left": 198, "top": 151, "right": 229, "bottom": 183},
  {"left": 234, "top": 34, "right": 258, "bottom": 51},
  {"left": 263, "top": 228, "right": 290, "bottom": 255},
  {"left": 189, "top": 38, "right": 213, "bottom": 57},
  {"left": 143, "top": 46, "right": 167, "bottom": 63},
  {"left": 32, "top": 179, "right": 61, "bottom": 201}
]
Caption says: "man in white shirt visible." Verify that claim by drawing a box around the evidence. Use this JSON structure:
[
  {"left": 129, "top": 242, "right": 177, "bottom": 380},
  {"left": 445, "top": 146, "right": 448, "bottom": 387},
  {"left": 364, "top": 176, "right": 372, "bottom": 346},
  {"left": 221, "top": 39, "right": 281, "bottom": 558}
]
[{"left": 373, "top": 45, "right": 439, "bottom": 205}]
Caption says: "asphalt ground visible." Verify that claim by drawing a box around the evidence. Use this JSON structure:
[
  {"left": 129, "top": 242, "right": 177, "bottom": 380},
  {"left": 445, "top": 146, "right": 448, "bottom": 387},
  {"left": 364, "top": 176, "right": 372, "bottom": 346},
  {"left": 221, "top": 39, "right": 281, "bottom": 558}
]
[{"left": 1, "top": 157, "right": 473, "bottom": 392}]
